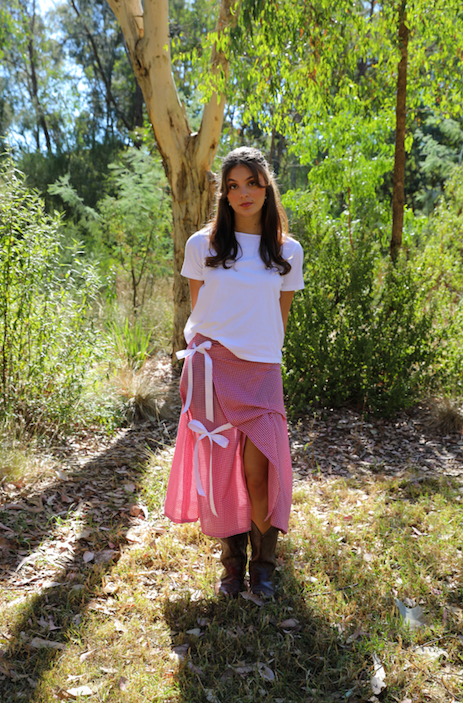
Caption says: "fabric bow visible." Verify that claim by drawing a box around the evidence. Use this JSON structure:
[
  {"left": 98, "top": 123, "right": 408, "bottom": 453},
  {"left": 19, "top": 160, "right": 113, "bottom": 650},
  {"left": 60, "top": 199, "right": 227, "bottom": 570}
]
[
  {"left": 188, "top": 419, "right": 233, "bottom": 517},
  {"left": 176, "top": 341, "right": 214, "bottom": 422}
]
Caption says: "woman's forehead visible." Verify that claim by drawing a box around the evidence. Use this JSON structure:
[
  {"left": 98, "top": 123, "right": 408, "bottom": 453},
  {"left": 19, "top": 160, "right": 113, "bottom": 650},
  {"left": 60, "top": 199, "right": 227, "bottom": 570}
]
[{"left": 226, "top": 164, "right": 255, "bottom": 181}]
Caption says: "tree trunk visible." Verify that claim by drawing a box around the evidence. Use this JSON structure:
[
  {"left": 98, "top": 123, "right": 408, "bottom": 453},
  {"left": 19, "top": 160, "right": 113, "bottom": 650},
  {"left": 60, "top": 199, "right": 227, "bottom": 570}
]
[
  {"left": 390, "top": 1, "right": 409, "bottom": 261},
  {"left": 171, "top": 147, "right": 215, "bottom": 355},
  {"left": 106, "top": 0, "right": 239, "bottom": 358}
]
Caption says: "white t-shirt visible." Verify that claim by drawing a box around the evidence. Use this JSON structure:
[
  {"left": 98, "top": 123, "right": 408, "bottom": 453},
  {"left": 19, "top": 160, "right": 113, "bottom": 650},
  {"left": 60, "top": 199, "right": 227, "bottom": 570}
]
[{"left": 181, "top": 229, "right": 305, "bottom": 363}]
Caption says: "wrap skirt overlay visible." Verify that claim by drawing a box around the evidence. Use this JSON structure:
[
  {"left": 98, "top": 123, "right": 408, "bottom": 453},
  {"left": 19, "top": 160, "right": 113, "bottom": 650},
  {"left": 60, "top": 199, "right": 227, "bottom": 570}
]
[{"left": 164, "top": 334, "right": 293, "bottom": 539}]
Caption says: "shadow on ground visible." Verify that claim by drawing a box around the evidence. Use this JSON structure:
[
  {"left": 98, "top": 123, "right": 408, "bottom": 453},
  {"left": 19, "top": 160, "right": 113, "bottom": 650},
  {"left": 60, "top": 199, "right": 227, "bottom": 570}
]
[
  {"left": 162, "top": 542, "right": 411, "bottom": 703},
  {"left": 0, "top": 415, "right": 177, "bottom": 702}
]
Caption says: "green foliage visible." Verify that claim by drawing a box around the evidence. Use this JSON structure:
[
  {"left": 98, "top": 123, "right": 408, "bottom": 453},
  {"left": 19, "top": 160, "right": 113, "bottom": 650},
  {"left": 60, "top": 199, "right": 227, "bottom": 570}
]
[
  {"left": 0, "top": 157, "right": 103, "bottom": 432},
  {"left": 50, "top": 145, "right": 172, "bottom": 313},
  {"left": 283, "top": 189, "right": 436, "bottom": 415},
  {"left": 414, "top": 165, "right": 463, "bottom": 395}
]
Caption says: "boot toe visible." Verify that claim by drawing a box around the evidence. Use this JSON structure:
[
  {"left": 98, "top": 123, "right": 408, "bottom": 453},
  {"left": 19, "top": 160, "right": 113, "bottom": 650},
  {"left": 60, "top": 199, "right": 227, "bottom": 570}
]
[{"left": 215, "top": 576, "right": 243, "bottom": 597}]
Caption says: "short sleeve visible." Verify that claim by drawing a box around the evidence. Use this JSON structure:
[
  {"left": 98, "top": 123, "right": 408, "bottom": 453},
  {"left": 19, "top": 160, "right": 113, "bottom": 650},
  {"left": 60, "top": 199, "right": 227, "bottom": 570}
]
[
  {"left": 181, "top": 231, "right": 208, "bottom": 280},
  {"left": 280, "top": 238, "right": 305, "bottom": 291}
]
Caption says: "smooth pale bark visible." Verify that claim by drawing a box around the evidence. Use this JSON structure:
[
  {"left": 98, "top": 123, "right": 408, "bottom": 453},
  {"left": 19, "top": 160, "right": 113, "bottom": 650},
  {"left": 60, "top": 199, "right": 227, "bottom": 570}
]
[
  {"left": 106, "top": 0, "right": 239, "bottom": 356},
  {"left": 390, "top": 1, "right": 409, "bottom": 261}
]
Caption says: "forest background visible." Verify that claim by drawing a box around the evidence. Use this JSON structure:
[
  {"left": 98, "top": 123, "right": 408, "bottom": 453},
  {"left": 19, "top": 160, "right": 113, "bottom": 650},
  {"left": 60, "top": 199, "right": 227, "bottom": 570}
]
[{"left": 2, "top": 0, "right": 463, "bottom": 439}]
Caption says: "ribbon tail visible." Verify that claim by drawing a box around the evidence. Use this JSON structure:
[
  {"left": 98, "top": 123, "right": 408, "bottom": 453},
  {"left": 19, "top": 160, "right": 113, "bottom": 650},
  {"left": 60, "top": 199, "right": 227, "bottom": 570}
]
[
  {"left": 204, "top": 352, "right": 214, "bottom": 423},
  {"left": 208, "top": 437, "right": 218, "bottom": 517},
  {"left": 193, "top": 436, "right": 206, "bottom": 498},
  {"left": 182, "top": 354, "right": 194, "bottom": 415}
]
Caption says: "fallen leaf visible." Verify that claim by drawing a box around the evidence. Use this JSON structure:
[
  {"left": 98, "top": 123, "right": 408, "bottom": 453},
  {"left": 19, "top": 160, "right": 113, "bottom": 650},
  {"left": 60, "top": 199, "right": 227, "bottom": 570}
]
[
  {"left": 94, "top": 549, "right": 118, "bottom": 565},
  {"left": 170, "top": 643, "right": 189, "bottom": 663},
  {"left": 125, "top": 528, "right": 142, "bottom": 543},
  {"left": 414, "top": 646, "right": 447, "bottom": 660},
  {"left": 187, "top": 661, "right": 204, "bottom": 675},
  {"left": 185, "top": 628, "right": 201, "bottom": 637},
  {"left": 55, "top": 470, "right": 68, "bottom": 480},
  {"left": 371, "top": 652, "right": 386, "bottom": 696},
  {"left": 113, "top": 619, "right": 127, "bottom": 633},
  {"left": 66, "top": 685, "right": 94, "bottom": 698},
  {"left": 346, "top": 626, "right": 367, "bottom": 644},
  {"left": 30, "top": 637, "right": 66, "bottom": 650},
  {"left": 235, "top": 664, "right": 254, "bottom": 676},
  {"left": 79, "top": 650, "right": 96, "bottom": 663},
  {"left": 205, "top": 690, "right": 218, "bottom": 703},
  {"left": 83, "top": 551, "right": 94, "bottom": 564},
  {"left": 394, "top": 597, "right": 427, "bottom": 630},
  {"left": 129, "top": 505, "right": 143, "bottom": 517},
  {"left": 26, "top": 495, "right": 44, "bottom": 513},
  {"left": 257, "top": 662, "right": 275, "bottom": 681},
  {"left": 16, "top": 552, "right": 40, "bottom": 571},
  {"left": 118, "top": 676, "right": 128, "bottom": 691},
  {"left": 240, "top": 591, "right": 264, "bottom": 606},
  {"left": 279, "top": 618, "right": 300, "bottom": 630},
  {"left": 234, "top": 663, "right": 275, "bottom": 681}
]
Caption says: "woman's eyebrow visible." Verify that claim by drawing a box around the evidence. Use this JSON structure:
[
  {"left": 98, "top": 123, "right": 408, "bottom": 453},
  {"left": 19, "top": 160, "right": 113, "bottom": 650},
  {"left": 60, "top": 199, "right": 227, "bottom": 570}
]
[{"left": 226, "top": 175, "right": 255, "bottom": 183}]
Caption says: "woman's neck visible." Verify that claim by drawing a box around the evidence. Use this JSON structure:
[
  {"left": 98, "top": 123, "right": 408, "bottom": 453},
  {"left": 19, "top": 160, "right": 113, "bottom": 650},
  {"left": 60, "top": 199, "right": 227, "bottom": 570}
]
[{"left": 234, "top": 214, "right": 262, "bottom": 235}]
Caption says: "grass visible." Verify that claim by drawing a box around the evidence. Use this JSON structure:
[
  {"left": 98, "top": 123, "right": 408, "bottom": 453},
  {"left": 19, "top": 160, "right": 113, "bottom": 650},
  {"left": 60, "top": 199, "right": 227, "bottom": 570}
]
[{"left": 1, "top": 442, "right": 462, "bottom": 703}]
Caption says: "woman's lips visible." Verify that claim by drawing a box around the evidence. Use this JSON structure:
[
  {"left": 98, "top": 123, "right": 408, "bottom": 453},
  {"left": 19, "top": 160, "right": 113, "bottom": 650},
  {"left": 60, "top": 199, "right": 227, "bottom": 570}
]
[{"left": 240, "top": 202, "right": 253, "bottom": 207}]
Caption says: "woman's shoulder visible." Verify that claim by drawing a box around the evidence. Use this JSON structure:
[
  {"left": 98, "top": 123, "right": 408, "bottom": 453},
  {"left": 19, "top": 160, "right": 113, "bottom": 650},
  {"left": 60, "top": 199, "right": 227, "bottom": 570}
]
[
  {"left": 282, "top": 234, "right": 303, "bottom": 256},
  {"left": 188, "top": 227, "right": 211, "bottom": 242}
]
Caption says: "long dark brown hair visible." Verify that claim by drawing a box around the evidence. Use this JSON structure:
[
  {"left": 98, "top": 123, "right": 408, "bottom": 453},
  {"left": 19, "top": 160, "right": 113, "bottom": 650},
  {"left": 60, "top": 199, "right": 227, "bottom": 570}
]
[{"left": 205, "top": 147, "right": 291, "bottom": 275}]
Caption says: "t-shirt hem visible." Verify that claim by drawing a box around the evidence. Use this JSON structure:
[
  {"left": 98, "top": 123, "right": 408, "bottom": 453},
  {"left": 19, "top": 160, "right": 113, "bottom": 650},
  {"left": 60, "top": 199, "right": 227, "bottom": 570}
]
[{"left": 185, "top": 332, "right": 282, "bottom": 364}]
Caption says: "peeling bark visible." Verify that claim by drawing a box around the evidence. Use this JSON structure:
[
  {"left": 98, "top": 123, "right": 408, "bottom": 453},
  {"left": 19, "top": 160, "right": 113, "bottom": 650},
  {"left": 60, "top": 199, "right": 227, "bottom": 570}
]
[{"left": 390, "top": 1, "right": 409, "bottom": 261}]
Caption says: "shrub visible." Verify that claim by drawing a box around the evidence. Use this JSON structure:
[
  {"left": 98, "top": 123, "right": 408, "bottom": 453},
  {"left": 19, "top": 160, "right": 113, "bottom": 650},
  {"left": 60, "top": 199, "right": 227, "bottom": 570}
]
[
  {"left": 0, "top": 158, "right": 103, "bottom": 432},
  {"left": 283, "top": 189, "right": 436, "bottom": 416}
]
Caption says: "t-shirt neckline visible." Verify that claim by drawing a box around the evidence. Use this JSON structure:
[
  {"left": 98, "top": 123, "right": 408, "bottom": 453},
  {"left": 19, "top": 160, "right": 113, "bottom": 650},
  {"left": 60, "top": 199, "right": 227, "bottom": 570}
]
[{"left": 235, "top": 230, "right": 261, "bottom": 237}]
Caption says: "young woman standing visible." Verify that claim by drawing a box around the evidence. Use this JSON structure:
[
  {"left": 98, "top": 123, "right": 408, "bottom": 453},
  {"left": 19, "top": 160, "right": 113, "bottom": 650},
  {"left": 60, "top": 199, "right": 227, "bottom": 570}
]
[{"left": 164, "top": 146, "right": 304, "bottom": 597}]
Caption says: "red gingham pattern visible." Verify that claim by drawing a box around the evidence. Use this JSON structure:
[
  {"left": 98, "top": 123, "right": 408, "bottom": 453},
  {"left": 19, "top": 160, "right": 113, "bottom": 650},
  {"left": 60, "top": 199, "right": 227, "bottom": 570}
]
[{"left": 164, "top": 334, "right": 293, "bottom": 538}]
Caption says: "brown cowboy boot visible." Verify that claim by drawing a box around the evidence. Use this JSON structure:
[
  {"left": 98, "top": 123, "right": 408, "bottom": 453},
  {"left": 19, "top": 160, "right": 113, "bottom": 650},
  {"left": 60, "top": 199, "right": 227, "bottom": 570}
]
[
  {"left": 215, "top": 532, "right": 248, "bottom": 597},
  {"left": 249, "top": 521, "right": 279, "bottom": 597}
]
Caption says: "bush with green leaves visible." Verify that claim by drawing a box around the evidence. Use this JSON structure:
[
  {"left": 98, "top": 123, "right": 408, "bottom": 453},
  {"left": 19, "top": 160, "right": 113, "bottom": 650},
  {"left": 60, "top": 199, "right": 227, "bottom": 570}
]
[
  {"left": 49, "top": 144, "right": 173, "bottom": 314},
  {"left": 283, "top": 189, "right": 436, "bottom": 416},
  {"left": 414, "top": 164, "right": 463, "bottom": 396},
  {"left": 0, "top": 158, "right": 103, "bottom": 432}
]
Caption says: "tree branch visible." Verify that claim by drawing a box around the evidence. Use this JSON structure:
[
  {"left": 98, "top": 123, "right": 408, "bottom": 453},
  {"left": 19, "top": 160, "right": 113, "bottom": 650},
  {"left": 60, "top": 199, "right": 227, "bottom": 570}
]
[
  {"left": 70, "top": 0, "right": 132, "bottom": 132},
  {"left": 106, "top": 0, "right": 190, "bottom": 181},
  {"left": 196, "top": 0, "right": 241, "bottom": 170}
]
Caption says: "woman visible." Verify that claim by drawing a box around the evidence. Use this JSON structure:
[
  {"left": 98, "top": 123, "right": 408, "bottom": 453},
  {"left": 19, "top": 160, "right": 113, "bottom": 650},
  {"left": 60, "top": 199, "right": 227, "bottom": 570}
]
[{"left": 164, "top": 146, "right": 304, "bottom": 597}]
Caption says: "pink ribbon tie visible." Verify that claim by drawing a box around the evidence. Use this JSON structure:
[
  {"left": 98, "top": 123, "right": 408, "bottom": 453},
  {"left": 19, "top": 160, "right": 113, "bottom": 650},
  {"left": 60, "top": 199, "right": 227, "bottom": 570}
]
[
  {"left": 188, "top": 419, "right": 233, "bottom": 517},
  {"left": 176, "top": 341, "right": 214, "bottom": 422}
]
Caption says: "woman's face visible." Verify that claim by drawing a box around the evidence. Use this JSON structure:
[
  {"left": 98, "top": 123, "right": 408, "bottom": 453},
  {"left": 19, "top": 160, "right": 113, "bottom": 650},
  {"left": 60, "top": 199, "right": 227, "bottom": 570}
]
[{"left": 225, "top": 164, "right": 267, "bottom": 223}]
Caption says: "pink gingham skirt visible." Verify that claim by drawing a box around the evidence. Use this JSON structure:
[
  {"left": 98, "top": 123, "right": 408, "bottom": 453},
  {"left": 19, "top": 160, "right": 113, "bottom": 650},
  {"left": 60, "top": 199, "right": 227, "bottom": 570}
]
[{"left": 164, "top": 334, "right": 293, "bottom": 538}]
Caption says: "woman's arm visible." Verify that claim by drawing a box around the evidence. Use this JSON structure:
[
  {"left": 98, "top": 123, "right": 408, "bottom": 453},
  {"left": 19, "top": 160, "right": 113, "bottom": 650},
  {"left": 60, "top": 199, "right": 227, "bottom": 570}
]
[
  {"left": 189, "top": 279, "right": 204, "bottom": 310},
  {"left": 280, "top": 291, "right": 295, "bottom": 332}
]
